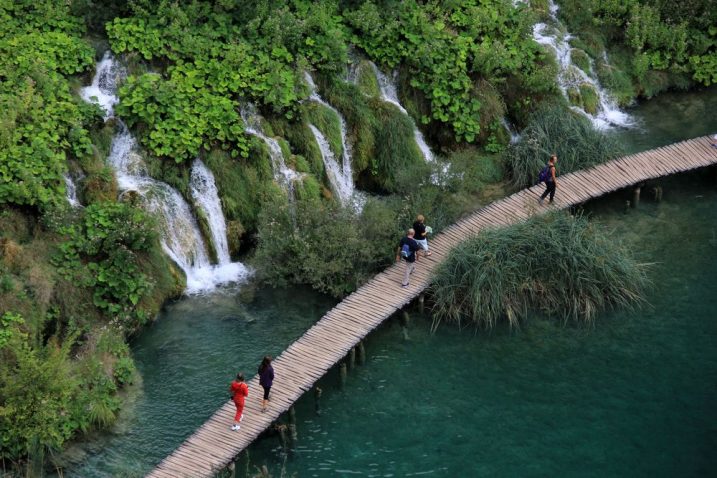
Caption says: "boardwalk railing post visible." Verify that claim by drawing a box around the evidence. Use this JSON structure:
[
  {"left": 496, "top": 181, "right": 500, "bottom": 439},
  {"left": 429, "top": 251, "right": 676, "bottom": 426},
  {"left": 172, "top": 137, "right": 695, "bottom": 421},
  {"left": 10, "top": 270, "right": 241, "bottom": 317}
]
[
  {"left": 418, "top": 294, "right": 425, "bottom": 313},
  {"left": 633, "top": 186, "right": 641, "bottom": 207}
]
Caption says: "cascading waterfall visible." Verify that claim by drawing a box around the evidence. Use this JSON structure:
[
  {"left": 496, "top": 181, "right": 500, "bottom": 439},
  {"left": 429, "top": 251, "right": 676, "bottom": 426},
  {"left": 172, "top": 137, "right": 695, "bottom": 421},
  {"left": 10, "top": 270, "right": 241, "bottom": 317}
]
[
  {"left": 532, "top": 0, "right": 632, "bottom": 129},
  {"left": 304, "top": 72, "right": 361, "bottom": 207},
  {"left": 81, "top": 53, "right": 250, "bottom": 292},
  {"left": 501, "top": 118, "right": 521, "bottom": 144},
  {"left": 370, "top": 63, "right": 436, "bottom": 163},
  {"left": 63, "top": 173, "right": 82, "bottom": 207},
  {"left": 240, "top": 105, "right": 300, "bottom": 200}
]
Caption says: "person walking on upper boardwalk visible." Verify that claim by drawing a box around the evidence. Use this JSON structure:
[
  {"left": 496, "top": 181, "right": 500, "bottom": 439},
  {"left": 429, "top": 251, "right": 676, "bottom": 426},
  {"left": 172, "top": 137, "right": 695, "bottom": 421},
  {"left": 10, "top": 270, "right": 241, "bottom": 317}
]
[
  {"left": 412, "top": 214, "right": 432, "bottom": 257},
  {"left": 258, "top": 356, "right": 274, "bottom": 413},
  {"left": 229, "top": 373, "right": 248, "bottom": 431},
  {"left": 539, "top": 154, "right": 558, "bottom": 204},
  {"left": 396, "top": 228, "right": 420, "bottom": 288}
]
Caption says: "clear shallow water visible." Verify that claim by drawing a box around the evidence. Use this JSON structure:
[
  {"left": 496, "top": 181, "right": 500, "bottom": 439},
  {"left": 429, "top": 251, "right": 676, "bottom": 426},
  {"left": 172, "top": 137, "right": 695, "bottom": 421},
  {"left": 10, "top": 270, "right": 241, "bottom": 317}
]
[{"left": 68, "top": 87, "right": 717, "bottom": 477}]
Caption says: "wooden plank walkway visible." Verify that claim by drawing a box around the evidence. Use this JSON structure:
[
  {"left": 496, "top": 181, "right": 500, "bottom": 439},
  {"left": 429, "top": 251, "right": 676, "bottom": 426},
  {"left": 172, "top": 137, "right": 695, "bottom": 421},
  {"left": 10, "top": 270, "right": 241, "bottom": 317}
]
[{"left": 149, "top": 135, "right": 717, "bottom": 477}]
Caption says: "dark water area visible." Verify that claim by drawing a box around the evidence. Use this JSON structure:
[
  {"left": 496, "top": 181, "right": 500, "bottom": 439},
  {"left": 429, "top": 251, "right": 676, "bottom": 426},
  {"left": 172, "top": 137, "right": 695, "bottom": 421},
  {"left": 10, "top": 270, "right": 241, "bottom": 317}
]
[{"left": 68, "top": 86, "right": 717, "bottom": 477}]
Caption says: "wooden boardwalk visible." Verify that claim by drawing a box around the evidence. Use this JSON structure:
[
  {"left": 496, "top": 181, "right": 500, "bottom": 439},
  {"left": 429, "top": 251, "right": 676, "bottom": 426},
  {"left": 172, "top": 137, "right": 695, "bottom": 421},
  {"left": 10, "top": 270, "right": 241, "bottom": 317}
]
[{"left": 149, "top": 136, "right": 717, "bottom": 477}]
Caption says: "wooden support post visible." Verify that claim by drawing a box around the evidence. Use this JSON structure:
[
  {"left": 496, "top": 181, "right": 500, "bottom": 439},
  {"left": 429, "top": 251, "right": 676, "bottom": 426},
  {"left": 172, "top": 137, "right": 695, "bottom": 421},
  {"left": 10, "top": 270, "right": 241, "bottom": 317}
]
[
  {"left": 418, "top": 294, "right": 425, "bottom": 314},
  {"left": 401, "top": 310, "right": 410, "bottom": 340},
  {"left": 314, "top": 386, "right": 322, "bottom": 416},
  {"left": 277, "top": 424, "right": 289, "bottom": 454},
  {"left": 624, "top": 200, "right": 631, "bottom": 213},
  {"left": 348, "top": 347, "right": 356, "bottom": 369},
  {"left": 633, "top": 186, "right": 641, "bottom": 207},
  {"left": 357, "top": 340, "right": 366, "bottom": 365},
  {"left": 241, "top": 449, "right": 250, "bottom": 478},
  {"left": 657, "top": 186, "right": 663, "bottom": 202},
  {"left": 339, "top": 362, "right": 347, "bottom": 388},
  {"left": 288, "top": 406, "right": 298, "bottom": 450},
  {"left": 227, "top": 460, "right": 236, "bottom": 478}
]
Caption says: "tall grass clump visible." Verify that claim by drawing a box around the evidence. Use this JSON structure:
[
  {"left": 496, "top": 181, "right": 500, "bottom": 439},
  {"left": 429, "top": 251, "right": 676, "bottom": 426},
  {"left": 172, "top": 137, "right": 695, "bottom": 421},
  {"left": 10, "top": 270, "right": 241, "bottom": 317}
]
[
  {"left": 430, "top": 212, "right": 649, "bottom": 330},
  {"left": 506, "top": 103, "right": 624, "bottom": 188}
]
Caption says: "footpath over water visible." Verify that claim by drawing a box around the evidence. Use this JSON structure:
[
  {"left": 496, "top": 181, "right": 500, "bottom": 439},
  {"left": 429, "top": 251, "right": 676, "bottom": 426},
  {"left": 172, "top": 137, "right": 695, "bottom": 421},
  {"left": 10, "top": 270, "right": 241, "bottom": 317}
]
[{"left": 149, "top": 136, "right": 717, "bottom": 477}]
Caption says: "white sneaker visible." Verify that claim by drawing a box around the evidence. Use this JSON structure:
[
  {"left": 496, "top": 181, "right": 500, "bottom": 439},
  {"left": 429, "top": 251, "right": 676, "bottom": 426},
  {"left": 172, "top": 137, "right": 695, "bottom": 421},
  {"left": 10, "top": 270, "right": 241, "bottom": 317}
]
[{"left": 231, "top": 424, "right": 240, "bottom": 431}]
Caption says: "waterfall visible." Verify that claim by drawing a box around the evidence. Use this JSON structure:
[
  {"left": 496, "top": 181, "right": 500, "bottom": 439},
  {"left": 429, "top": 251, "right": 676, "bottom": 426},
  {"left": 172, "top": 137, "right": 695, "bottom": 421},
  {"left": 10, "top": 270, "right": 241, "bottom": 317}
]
[
  {"left": 81, "top": 53, "right": 250, "bottom": 293},
  {"left": 189, "top": 159, "right": 230, "bottom": 264},
  {"left": 80, "top": 51, "right": 124, "bottom": 120},
  {"left": 304, "top": 72, "right": 361, "bottom": 207},
  {"left": 63, "top": 173, "right": 82, "bottom": 208},
  {"left": 501, "top": 118, "right": 521, "bottom": 144},
  {"left": 308, "top": 124, "right": 356, "bottom": 206},
  {"left": 370, "top": 64, "right": 435, "bottom": 163},
  {"left": 240, "top": 105, "right": 300, "bottom": 199},
  {"left": 532, "top": 0, "right": 632, "bottom": 129}
]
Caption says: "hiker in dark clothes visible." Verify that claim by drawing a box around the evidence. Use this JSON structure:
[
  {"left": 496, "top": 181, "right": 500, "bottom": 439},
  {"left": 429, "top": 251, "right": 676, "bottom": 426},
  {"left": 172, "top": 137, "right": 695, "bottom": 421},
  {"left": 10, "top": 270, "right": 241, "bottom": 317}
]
[
  {"left": 412, "top": 214, "right": 432, "bottom": 257},
  {"left": 396, "top": 228, "right": 420, "bottom": 288},
  {"left": 539, "top": 154, "right": 558, "bottom": 204},
  {"left": 258, "top": 356, "right": 274, "bottom": 412}
]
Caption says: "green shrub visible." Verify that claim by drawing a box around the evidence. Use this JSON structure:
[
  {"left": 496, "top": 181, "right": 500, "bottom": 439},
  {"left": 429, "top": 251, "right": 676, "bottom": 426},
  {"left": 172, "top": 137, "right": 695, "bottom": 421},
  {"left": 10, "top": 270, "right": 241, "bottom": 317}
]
[
  {"left": 506, "top": 103, "right": 624, "bottom": 188},
  {"left": 430, "top": 212, "right": 649, "bottom": 330}
]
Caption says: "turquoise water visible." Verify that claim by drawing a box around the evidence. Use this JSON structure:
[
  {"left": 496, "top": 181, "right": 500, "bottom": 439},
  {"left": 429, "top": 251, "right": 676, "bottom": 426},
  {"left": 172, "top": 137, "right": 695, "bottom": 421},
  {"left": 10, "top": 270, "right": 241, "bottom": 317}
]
[
  {"left": 68, "top": 87, "right": 717, "bottom": 477},
  {"left": 246, "top": 171, "right": 717, "bottom": 477}
]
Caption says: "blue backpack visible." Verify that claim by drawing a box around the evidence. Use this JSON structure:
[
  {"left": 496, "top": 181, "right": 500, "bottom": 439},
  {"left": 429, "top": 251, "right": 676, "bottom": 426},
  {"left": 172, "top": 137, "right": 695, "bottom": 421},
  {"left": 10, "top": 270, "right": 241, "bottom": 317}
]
[
  {"left": 400, "top": 243, "right": 411, "bottom": 258},
  {"left": 538, "top": 164, "right": 552, "bottom": 183}
]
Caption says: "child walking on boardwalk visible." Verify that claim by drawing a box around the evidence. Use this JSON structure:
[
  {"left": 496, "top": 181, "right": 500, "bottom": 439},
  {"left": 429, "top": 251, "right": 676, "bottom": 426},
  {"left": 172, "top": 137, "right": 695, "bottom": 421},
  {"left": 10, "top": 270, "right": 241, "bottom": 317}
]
[
  {"left": 258, "top": 356, "right": 274, "bottom": 412},
  {"left": 412, "top": 214, "right": 432, "bottom": 257},
  {"left": 229, "top": 373, "right": 248, "bottom": 431},
  {"left": 396, "top": 228, "right": 420, "bottom": 288}
]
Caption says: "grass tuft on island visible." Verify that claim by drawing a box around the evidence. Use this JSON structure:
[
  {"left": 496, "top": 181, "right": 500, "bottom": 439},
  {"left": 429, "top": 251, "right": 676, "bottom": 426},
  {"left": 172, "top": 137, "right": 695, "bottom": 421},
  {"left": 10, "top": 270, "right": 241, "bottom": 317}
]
[{"left": 430, "top": 212, "right": 649, "bottom": 330}]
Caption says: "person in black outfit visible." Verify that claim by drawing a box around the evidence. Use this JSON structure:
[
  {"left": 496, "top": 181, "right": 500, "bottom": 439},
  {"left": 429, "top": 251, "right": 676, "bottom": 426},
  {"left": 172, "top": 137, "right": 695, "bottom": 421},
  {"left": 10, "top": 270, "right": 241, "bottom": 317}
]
[
  {"left": 258, "top": 356, "right": 274, "bottom": 412},
  {"left": 539, "top": 154, "right": 558, "bottom": 204},
  {"left": 396, "top": 228, "right": 420, "bottom": 288},
  {"left": 412, "top": 214, "right": 432, "bottom": 257}
]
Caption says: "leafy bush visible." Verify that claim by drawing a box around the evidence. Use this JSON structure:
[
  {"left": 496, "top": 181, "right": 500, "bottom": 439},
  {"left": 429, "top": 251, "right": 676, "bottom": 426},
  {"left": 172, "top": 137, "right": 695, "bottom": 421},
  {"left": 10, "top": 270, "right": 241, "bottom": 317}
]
[
  {"left": 506, "top": 103, "right": 623, "bottom": 188},
  {"left": 430, "top": 212, "right": 649, "bottom": 330},
  {"left": 53, "top": 202, "right": 157, "bottom": 329}
]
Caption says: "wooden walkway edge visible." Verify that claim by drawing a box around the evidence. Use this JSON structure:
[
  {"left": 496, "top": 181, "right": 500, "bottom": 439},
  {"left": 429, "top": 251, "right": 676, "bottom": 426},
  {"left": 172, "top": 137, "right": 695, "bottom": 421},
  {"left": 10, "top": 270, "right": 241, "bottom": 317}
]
[{"left": 148, "top": 135, "right": 717, "bottom": 477}]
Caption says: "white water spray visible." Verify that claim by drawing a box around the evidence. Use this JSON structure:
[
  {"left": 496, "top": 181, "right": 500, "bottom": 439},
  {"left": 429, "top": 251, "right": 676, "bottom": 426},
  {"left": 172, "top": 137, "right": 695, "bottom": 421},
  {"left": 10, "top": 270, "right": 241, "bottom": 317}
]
[
  {"left": 82, "top": 53, "right": 250, "bottom": 293},
  {"left": 531, "top": 0, "right": 632, "bottom": 129}
]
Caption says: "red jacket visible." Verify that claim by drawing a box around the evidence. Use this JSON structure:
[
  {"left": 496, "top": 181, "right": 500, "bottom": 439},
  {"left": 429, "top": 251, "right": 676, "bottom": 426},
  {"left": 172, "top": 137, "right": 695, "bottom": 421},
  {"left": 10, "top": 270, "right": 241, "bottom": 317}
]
[{"left": 230, "top": 380, "right": 248, "bottom": 405}]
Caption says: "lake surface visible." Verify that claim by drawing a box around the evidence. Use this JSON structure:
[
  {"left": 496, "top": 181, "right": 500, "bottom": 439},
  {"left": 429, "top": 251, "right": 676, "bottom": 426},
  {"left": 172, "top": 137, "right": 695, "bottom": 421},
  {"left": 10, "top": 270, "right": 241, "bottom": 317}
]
[{"left": 69, "top": 86, "right": 717, "bottom": 477}]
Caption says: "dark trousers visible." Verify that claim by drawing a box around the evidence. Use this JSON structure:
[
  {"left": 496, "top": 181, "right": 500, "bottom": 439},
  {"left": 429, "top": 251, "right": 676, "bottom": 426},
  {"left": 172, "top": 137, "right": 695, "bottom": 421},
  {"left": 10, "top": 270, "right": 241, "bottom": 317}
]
[{"left": 540, "top": 181, "right": 556, "bottom": 202}]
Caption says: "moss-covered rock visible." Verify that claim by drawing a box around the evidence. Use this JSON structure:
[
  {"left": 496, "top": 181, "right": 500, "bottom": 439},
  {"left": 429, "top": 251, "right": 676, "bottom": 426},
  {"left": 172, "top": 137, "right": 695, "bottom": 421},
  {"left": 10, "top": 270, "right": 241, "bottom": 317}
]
[
  {"left": 571, "top": 48, "right": 591, "bottom": 74},
  {"left": 579, "top": 83, "right": 599, "bottom": 114},
  {"left": 355, "top": 60, "right": 380, "bottom": 97}
]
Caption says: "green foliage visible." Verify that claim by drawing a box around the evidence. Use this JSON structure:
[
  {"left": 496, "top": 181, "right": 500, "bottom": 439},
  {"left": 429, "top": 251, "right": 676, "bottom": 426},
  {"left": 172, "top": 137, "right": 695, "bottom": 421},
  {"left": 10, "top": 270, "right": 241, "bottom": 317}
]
[
  {"left": 430, "top": 212, "right": 649, "bottom": 329},
  {"left": 254, "top": 197, "right": 401, "bottom": 297},
  {"left": 53, "top": 202, "right": 156, "bottom": 329},
  {"left": 559, "top": 0, "right": 717, "bottom": 97},
  {"left": 0, "top": 2, "right": 95, "bottom": 207},
  {"left": 345, "top": 0, "right": 548, "bottom": 143},
  {"left": 507, "top": 103, "right": 624, "bottom": 188},
  {"left": 107, "top": 0, "right": 349, "bottom": 161}
]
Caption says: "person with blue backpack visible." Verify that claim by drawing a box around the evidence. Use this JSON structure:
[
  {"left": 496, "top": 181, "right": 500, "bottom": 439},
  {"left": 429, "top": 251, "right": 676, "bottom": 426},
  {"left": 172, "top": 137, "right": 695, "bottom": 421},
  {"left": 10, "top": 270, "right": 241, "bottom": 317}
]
[
  {"left": 396, "top": 228, "right": 420, "bottom": 288},
  {"left": 538, "top": 154, "right": 558, "bottom": 204}
]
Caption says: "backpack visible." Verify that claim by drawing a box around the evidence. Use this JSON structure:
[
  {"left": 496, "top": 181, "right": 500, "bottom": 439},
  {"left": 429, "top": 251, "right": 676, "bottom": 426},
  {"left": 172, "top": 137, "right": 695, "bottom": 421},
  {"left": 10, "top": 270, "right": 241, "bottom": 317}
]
[
  {"left": 400, "top": 243, "right": 411, "bottom": 258},
  {"left": 538, "top": 164, "right": 552, "bottom": 183}
]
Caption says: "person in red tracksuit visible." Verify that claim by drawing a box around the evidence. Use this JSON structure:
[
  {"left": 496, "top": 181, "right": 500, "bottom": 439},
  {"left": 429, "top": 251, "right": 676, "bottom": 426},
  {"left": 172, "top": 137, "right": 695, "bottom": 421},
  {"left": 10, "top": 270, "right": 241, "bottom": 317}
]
[{"left": 229, "top": 372, "right": 249, "bottom": 431}]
